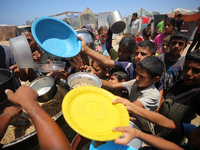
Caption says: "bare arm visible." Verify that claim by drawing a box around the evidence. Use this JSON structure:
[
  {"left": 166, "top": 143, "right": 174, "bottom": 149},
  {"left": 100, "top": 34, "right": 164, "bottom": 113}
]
[
  {"left": 101, "top": 79, "right": 123, "bottom": 90},
  {"left": 0, "top": 106, "right": 22, "bottom": 140},
  {"left": 113, "top": 126, "right": 183, "bottom": 150},
  {"left": 5, "top": 86, "right": 72, "bottom": 150},
  {"left": 77, "top": 36, "right": 115, "bottom": 68},
  {"left": 113, "top": 98, "right": 182, "bottom": 132}
]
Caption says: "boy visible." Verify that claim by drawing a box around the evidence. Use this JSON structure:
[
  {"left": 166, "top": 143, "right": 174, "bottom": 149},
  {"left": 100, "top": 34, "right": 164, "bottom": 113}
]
[
  {"left": 156, "top": 49, "right": 200, "bottom": 144},
  {"left": 103, "top": 57, "right": 164, "bottom": 134},
  {"left": 157, "top": 32, "right": 188, "bottom": 93},
  {"left": 108, "top": 69, "right": 128, "bottom": 98},
  {"left": 79, "top": 36, "right": 156, "bottom": 80}
]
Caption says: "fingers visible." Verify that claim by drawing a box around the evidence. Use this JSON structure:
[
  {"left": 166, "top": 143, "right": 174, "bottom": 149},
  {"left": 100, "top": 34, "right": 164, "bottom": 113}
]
[
  {"left": 5, "top": 89, "right": 14, "bottom": 98},
  {"left": 77, "top": 35, "right": 83, "bottom": 41}
]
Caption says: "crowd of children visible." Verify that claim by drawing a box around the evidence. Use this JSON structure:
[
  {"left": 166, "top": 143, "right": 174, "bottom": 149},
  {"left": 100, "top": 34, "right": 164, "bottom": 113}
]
[{"left": 1, "top": 14, "right": 200, "bottom": 150}]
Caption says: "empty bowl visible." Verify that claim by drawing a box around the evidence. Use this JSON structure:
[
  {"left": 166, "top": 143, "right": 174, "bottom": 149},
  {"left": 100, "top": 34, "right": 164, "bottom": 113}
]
[
  {"left": 31, "top": 17, "right": 82, "bottom": 58},
  {"left": 36, "top": 61, "right": 66, "bottom": 73},
  {"left": 9, "top": 33, "right": 35, "bottom": 68}
]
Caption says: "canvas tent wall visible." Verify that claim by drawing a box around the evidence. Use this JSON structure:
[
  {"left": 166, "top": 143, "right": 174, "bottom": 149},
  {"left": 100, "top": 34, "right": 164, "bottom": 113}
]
[{"left": 0, "top": 25, "right": 16, "bottom": 41}]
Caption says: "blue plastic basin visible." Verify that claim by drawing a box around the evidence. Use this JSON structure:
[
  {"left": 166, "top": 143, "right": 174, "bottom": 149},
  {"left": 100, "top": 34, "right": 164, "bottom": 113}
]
[{"left": 31, "top": 17, "right": 81, "bottom": 58}]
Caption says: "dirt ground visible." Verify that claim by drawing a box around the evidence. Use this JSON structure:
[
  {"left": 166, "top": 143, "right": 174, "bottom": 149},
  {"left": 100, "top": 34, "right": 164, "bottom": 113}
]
[{"left": 1, "top": 36, "right": 199, "bottom": 126}]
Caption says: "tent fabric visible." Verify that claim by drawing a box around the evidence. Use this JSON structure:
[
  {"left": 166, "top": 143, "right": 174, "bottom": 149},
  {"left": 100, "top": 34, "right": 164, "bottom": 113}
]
[
  {"left": 135, "top": 8, "right": 152, "bottom": 17},
  {"left": 0, "top": 25, "right": 16, "bottom": 41}
]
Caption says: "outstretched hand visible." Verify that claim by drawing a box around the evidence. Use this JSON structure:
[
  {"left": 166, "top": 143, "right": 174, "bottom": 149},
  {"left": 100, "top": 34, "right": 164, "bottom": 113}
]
[
  {"left": 70, "top": 54, "right": 84, "bottom": 71},
  {"left": 113, "top": 126, "right": 139, "bottom": 145},
  {"left": 113, "top": 98, "right": 134, "bottom": 113},
  {"left": 77, "top": 36, "right": 89, "bottom": 53}
]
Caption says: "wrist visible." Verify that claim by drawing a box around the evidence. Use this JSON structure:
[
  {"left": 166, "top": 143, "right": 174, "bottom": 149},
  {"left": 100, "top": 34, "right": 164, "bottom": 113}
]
[{"left": 0, "top": 112, "right": 15, "bottom": 119}]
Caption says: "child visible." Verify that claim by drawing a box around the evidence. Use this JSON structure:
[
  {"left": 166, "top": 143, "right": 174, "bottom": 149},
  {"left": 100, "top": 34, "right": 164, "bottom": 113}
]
[
  {"left": 156, "top": 49, "right": 200, "bottom": 145},
  {"left": 157, "top": 32, "right": 188, "bottom": 93},
  {"left": 154, "top": 17, "right": 175, "bottom": 55},
  {"left": 108, "top": 69, "right": 128, "bottom": 98},
  {"left": 161, "top": 35, "right": 171, "bottom": 54},
  {"left": 142, "top": 27, "right": 151, "bottom": 41},
  {"left": 103, "top": 57, "right": 164, "bottom": 134}
]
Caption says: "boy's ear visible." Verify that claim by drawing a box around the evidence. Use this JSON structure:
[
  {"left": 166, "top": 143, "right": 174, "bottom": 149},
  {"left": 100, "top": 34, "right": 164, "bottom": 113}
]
[{"left": 152, "top": 76, "right": 160, "bottom": 83}]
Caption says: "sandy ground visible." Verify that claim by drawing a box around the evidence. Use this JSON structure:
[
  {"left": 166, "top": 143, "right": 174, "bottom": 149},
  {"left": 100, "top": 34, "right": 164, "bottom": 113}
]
[{"left": 1, "top": 36, "right": 199, "bottom": 126}]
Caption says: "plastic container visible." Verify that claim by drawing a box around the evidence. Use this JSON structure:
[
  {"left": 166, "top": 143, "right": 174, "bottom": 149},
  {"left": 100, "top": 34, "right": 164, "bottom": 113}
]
[
  {"left": 36, "top": 61, "right": 66, "bottom": 73},
  {"left": 31, "top": 17, "right": 81, "bottom": 58},
  {"left": 9, "top": 33, "right": 35, "bottom": 68}
]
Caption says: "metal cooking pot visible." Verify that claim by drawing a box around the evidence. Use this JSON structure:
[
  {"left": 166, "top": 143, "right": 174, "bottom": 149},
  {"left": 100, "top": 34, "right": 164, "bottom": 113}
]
[
  {"left": 29, "top": 76, "right": 57, "bottom": 102},
  {"left": 0, "top": 68, "right": 15, "bottom": 101},
  {"left": 107, "top": 11, "right": 126, "bottom": 34},
  {"left": 67, "top": 72, "right": 102, "bottom": 90},
  {"left": 76, "top": 29, "right": 95, "bottom": 49}
]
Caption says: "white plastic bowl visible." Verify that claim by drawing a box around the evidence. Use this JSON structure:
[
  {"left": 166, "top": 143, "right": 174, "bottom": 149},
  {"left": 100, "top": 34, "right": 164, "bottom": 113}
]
[{"left": 9, "top": 33, "right": 35, "bottom": 68}]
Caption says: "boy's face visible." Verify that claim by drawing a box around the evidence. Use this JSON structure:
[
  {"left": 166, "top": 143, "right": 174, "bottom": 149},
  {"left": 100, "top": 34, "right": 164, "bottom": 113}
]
[
  {"left": 162, "top": 42, "right": 170, "bottom": 53},
  {"left": 109, "top": 75, "right": 119, "bottom": 83},
  {"left": 169, "top": 38, "right": 186, "bottom": 56},
  {"left": 118, "top": 46, "right": 132, "bottom": 61},
  {"left": 135, "top": 66, "right": 157, "bottom": 88},
  {"left": 134, "top": 46, "right": 152, "bottom": 65},
  {"left": 23, "top": 31, "right": 38, "bottom": 53},
  {"left": 182, "top": 60, "right": 200, "bottom": 86}
]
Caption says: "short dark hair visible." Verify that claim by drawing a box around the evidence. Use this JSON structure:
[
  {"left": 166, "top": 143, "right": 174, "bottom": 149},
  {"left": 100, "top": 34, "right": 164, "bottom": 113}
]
[
  {"left": 119, "top": 36, "right": 136, "bottom": 53},
  {"left": 109, "top": 69, "right": 128, "bottom": 81},
  {"left": 164, "top": 17, "right": 176, "bottom": 27},
  {"left": 186, "top": 49, "right": 200, "bottom": 63},
  {"left": 22, "top": 27, "right": 31, "bottom": 33},
  {"left": 138, "top": 56, "right": 164, "bottom": 78},
  {"left": 137, "top": 40, "right": 157, "bottom": 55},
  {"left": 169, "top": 32, "right": 188, "bottom": 45},
  {"left": 132, "top": 13, "right": 138, "bottom": 18},
  {"left": 177, "top": 14, "right": 182, "bottom": 18}
]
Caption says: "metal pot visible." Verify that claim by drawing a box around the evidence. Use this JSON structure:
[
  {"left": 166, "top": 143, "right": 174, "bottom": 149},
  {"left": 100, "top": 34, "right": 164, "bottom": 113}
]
[
  {"left": 0, "top": 68, "right": 15, "bottom": 101},
  {"left": 67, "top": 72, "right": 102, "bottom": 90},
  {"left": 76, "top": 29, "right": 95, "bottom": 49},
  {"left": 107, "top": 11, "right": 126, "bottom": 34},
  {"left": 29, "top": 76, "right": 57, "bottom": 102}
]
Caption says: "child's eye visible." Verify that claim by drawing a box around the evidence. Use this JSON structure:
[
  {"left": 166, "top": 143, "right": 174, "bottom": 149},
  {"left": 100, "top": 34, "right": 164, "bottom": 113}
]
[{"left": 192, "top": 68, "right": 200, "bottom": 74}]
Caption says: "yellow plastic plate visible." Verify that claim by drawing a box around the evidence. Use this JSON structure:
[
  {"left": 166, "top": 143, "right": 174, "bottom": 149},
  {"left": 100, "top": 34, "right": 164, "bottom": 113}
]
[{"left": 62, "top": 86, "right": 129, "bottom": 141}]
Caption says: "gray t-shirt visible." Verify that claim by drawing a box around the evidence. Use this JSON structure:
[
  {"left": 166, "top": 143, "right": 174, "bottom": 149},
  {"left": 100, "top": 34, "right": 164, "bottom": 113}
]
[{"left": 122, "top": 79, "right": 160, "bottom": 134}]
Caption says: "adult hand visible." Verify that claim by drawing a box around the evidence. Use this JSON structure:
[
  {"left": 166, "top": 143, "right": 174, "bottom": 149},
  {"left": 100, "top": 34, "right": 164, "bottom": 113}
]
[
  {"left": 113, "top": 98, "right": 134, "bottom": 113},
  {"left": 3, "top": 106, "right": 22, "bottom": 118},
  {"left": 77, "top": 36, "right": 88, "bottom": 53},
  {"left": 113, "top": 126, "right": 139, "bottom": 145},
  {"left": 5, "top": 86, "right": 38, "bottom": 108}
]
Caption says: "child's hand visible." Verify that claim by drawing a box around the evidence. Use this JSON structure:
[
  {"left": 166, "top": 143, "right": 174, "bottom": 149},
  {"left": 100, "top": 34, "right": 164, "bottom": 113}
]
[
  {"left": 77, "top": 36, "right": 88, "bottom": 53},
  {"left": 113, "top": 98, "right": 133, "bottom": 113},
  {"left": 47, "top": 70, "right": 69, "bottom": 81},
  {"left": 113, "top": 126, "right": 139, "bottom": 145},
  {"left": 70, "top": 54, "right": 84, "bottom": 71}
]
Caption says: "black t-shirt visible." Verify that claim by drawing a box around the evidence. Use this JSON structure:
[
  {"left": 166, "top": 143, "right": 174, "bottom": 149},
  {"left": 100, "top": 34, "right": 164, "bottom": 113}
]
[{"left": 165, "top": 79, "right": 200, "bottom": 115}]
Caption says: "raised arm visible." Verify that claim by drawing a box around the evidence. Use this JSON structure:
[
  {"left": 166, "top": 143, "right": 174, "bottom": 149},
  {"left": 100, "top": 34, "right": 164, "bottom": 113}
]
[
  {"left": 77, "top": 36, "right": 115, "bottom": 68},
  {"left": 5, "top": 86, "right": 72, "bottom": 150},
  {"left": 113, "top": 98, "right": 182, "bottom": 132}
]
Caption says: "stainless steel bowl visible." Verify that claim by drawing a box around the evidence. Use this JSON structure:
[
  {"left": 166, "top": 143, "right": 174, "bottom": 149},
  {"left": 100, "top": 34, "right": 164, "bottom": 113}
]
[
  {"left": 76, "top": 29, "right": 95, "bottom": 49},
  {"left": 29, "top": 76, "right": 57, "bottom": 102},
  {"left": 67, "top": 72, "right": 102, "bottom": 90},
  {"left": 107, "top": 11, "right": 126, "bottom": 34}
]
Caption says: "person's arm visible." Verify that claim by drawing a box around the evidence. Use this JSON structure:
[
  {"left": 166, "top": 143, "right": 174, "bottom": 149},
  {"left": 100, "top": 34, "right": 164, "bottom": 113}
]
[
  {"left": 5, "top": 86, "right": 72, "bottom": 150},
  {"left": 113, "top": 126, "right": 183, "bottom": 150},
  {"left": 113, "top": 98, "right": 182, "bottom": 132},
  {"left": 0, "top": 106, "right": 22, "bottom": 140},
  {"left": 137, "top": 19, "right": 141, "bottom": 37},
  {"left": 77, "top": 36, "right": 115, "bottom": 68},
  {"left": 101, "top": 79, "right": 123, "bottom": 90}
]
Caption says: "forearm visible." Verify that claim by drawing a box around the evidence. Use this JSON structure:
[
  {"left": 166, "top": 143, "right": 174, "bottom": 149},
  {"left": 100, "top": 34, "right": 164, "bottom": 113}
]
[
  {"left": 138, "top": 131, "right": 183, "bottom": 150},
  {"left": 130, "top": 103, "right": 177, "bottom": 130},
  {"left": 83, "top": 47, "right": 115, "bottom": 68},
  {"left": 21, "top": 101, "right": 72, "bottom": 150},
  {"left": 0, "top": 115, "right": 13, "bottom": 140},
  {"left": 101, "top": 80, "right": 123, "bottom": 90}
]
